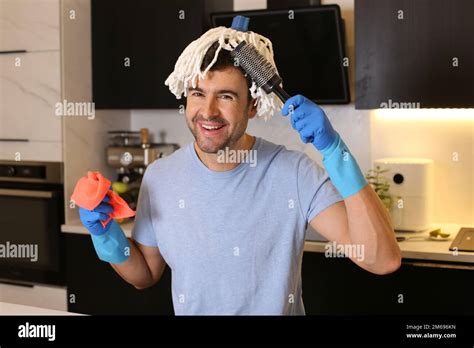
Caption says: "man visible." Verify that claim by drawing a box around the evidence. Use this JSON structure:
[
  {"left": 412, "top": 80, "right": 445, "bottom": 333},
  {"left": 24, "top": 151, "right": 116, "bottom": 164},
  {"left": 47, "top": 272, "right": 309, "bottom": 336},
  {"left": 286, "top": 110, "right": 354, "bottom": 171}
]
[{"left": 80, "top": 24, "right": 401, "bottom": 315}]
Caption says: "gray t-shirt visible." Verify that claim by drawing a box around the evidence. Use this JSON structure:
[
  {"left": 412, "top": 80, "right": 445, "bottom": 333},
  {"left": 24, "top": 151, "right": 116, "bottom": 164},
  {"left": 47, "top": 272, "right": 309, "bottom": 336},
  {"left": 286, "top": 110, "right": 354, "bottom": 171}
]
[{"left": 132, "top": 137, "right": 342, "bottom": 315}]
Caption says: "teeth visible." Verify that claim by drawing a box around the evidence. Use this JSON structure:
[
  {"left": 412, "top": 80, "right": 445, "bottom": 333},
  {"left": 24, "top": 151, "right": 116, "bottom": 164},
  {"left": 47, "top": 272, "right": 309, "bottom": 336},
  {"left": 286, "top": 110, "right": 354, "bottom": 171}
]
[{"left": 202, "top": 124, "right": 222, "bottom": 130}]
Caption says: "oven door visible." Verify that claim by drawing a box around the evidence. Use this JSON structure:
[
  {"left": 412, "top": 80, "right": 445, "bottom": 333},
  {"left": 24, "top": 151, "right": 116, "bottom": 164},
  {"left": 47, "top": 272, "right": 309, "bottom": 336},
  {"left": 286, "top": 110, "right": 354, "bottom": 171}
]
[{"left": 0, "top": 186, "right": 65, "bottom": 286}]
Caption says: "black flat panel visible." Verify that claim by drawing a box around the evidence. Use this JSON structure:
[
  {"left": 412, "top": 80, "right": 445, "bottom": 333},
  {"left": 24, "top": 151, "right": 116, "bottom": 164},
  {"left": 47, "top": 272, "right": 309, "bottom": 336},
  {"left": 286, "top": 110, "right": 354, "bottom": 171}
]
[
  {"left": 213, "top": 5, "right": 350, "bottom": 104},
  {"left": 356, "top": 0, "right": 474, "bottom": 109}
]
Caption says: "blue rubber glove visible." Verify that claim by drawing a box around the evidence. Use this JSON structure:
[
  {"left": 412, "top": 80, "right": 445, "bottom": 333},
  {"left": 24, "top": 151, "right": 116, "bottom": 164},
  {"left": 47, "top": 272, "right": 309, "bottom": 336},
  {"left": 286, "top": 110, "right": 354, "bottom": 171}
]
[
  {"left": 90, "top": 220, "right": 130, "bottom": 264},
  {"left": 78, "top": 196, "right": 130, "bottom": 264},
  {"left": 281, "top": 95, "right": 337, "bottom": 152},
  {"left": 79, "top": 196, "right": 113, "bottom": 235},
  {"left": 281, "top": 95, "right": 368, "bottom": 198}
]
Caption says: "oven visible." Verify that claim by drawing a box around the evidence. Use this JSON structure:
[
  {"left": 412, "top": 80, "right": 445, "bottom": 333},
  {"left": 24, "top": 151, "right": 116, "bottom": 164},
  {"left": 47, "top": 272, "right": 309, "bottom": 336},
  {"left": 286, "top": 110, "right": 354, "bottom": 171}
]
[{"left": 0, "top": 161, "right": 65, "bottom": 286}]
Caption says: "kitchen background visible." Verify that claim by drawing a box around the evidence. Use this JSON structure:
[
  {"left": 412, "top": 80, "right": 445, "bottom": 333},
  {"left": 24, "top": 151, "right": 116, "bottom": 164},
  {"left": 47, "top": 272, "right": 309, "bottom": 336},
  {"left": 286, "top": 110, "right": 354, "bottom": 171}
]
[
  {"left": 0, "top": 0, "right": 472, "bottom": 315},
  {"left": 61, "top": 0, "right": 473, "bottom": 225}
]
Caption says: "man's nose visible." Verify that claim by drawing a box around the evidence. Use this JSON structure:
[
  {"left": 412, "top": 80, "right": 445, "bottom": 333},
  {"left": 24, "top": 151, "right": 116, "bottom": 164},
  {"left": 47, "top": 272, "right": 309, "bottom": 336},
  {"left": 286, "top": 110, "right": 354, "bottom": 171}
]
[{"left": 201, "top": 96, "right": 220, "bottom": 119}]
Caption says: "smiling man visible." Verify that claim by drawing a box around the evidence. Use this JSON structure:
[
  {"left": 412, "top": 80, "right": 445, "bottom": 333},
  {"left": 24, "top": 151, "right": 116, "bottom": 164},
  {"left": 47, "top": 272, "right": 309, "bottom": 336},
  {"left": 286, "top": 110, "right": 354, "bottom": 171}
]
[
  {"left": 79, "top": 24, "right": 401, "bottom": 315},
  {"left": 185, "top": 42, "right": 258, "bottom": 171}
]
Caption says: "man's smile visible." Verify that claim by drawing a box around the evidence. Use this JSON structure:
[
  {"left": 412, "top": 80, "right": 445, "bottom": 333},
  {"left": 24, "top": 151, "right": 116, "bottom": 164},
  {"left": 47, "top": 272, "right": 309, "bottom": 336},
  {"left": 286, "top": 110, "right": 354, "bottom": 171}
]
[{"left": 196, "top": 120, "right": 228, "bottom": 137}]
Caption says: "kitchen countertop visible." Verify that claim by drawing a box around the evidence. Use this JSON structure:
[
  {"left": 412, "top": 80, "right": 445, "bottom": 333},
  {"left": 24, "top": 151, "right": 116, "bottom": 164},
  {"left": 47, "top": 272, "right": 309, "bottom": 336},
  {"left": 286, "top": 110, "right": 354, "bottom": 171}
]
[
  {"left": 305, "top": 223, "right": 474, "bottom": 264},
  {"left": 0, "top": 302, "right": 82, "bottom": 315},
  {"left": 61, "top": 221, "right": 474, "bottom": 264}
]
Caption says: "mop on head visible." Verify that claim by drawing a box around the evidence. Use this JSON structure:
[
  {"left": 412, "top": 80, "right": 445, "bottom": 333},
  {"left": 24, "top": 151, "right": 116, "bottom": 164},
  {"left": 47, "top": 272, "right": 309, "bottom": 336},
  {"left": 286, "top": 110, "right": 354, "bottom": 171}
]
[{"left": 164, "top": 16, "right": 283, "bottom": 120}]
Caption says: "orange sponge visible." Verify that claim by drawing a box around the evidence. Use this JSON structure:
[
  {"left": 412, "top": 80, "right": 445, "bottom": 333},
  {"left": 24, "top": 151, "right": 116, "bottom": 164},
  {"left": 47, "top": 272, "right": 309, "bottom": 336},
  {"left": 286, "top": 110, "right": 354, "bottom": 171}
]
[{"left": 71, "top": 171, "right": 136, "bottom": 227}]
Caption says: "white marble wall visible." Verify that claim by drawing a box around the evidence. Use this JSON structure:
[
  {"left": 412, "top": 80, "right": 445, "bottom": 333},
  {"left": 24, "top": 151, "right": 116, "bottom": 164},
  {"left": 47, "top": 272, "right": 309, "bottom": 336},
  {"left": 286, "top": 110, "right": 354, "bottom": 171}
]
[
  {"left": 0, "top": 52, "right": 61, "bottom": 141},
  {"left": 0, "top": 0, "right": 60, "bottom": 51},
  {"left": 0, "top": 0, "right": 62, "bottom": 162}
]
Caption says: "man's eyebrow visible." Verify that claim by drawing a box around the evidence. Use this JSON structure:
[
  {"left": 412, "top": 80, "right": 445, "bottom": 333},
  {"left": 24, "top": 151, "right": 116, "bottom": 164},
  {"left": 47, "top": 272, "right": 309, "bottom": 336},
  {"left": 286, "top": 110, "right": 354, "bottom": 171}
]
[
  {"left": 188, "top": 87, "right": 203, "bottom": 92},
  {"left": 187, "top": 87, "right": 240, "bottom": 98},
  {"left": 218, "top": 89, "right": 239, "bottom": 98}
]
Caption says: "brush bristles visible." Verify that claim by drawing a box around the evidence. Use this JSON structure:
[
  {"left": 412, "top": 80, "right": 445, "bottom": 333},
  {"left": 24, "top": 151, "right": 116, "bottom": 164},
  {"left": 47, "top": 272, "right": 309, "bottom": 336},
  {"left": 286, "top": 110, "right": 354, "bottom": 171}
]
[{"left": 231, "top": 41, "right": 277, "bottom": 89}]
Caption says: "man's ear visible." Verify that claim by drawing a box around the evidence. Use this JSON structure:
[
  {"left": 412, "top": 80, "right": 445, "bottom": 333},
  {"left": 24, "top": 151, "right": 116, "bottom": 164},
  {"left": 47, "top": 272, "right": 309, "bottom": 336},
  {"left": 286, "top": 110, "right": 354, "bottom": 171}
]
[{"left": 248, "top": 98, "right": 258, "bottom": 119}]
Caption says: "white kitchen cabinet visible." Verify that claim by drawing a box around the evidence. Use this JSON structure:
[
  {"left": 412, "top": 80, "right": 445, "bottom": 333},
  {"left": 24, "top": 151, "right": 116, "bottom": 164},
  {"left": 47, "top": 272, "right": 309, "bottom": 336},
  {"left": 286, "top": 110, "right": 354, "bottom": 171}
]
[
  {"left": 0, "top": 0, "right": 60, "bottom": 52},
  {"left": 0, "top": 51, "right": 61, "bottom": 142},
  {"left": 0, "top": 140, "right": 62, "bottom": 161}
]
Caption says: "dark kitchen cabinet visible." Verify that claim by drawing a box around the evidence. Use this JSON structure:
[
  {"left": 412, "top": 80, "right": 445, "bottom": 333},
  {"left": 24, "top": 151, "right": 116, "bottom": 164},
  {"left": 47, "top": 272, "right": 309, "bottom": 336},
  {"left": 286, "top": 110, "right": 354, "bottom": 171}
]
[
  {"left": 91, "top": 0, "right": 233, "bottom": 109},
  {"left": 355, "top": 0, "right": 474, "bottom": 109},
  {"left": 301, "top": 252, "right": 474, "bottom": 315},
  {"left": 66, "top": 234, "right": 474, "bottom": 315},
  {"left": 65, "top": 233, "right": 174, "bottom": 315}
]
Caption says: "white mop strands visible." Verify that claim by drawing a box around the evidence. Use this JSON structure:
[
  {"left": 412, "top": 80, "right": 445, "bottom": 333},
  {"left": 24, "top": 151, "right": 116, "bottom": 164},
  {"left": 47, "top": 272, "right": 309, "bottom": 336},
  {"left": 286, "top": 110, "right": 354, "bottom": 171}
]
[{"left": 165, "top": 26, "right": 283, "bottom": 120}]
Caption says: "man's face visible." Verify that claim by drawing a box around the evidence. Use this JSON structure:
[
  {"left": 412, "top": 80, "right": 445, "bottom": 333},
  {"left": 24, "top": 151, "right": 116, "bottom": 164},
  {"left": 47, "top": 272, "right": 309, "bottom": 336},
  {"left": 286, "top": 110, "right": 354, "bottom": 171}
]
[{"left": 186, "top": 66, "right": 257, "bottom": 153}]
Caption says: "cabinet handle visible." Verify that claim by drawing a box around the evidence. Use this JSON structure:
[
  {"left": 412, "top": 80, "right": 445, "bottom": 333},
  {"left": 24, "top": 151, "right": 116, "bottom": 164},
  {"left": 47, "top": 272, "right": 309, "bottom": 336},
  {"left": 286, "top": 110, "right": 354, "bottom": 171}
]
[
  {"left": 0, "top": 189, "right": 54, "bottom": 198},
  {"left": 404, "top": 261, "right": 474, "bottom": 270},
  {"left": 0, "top": 50, "right": 27, "bottom": 55},
  {"left": 0, "top": 138, "right": 29, "bottom": 142},
  {"left": 0, "top": 279, "right": 34, "bottom": 288}
]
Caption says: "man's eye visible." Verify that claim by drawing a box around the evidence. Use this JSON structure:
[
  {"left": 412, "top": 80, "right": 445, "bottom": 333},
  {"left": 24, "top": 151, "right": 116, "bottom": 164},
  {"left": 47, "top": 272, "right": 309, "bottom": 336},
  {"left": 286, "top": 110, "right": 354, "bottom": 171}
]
[
  {"left": 220, "top": 95, "right": 233, "bottom": 100},
  {"left": 191, "top": 92, "right": 203, "bottom": 97}
]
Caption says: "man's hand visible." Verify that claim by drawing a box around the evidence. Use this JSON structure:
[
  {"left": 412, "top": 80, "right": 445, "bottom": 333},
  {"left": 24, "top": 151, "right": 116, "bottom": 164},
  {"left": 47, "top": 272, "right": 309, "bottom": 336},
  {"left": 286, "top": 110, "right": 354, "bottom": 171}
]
[
  {"left": 79, "top": 196, "right": 113, "bottom": 235},
  {"left": 281, "top": 94, "right": 337, "bottom": 152}
]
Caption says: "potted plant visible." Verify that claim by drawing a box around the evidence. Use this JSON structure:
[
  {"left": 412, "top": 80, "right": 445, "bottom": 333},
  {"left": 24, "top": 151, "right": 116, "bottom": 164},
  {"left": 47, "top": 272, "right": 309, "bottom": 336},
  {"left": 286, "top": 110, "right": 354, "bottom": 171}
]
[{"left": 365, "top": 165, "right": 394, "bottom": 210}]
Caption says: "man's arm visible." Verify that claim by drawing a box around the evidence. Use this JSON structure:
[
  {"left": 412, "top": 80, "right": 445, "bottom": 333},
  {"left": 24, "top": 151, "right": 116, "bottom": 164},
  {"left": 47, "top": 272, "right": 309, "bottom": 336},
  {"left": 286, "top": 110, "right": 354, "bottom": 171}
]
[
  {"left": 281, "top": 95, "right": 401, "bottom": 275},
  {"left": 110, "top": 239, "right": 167, "bottom": 289},
  {"left": 310, "top": 185, "right": 401, "bottom": 275}
]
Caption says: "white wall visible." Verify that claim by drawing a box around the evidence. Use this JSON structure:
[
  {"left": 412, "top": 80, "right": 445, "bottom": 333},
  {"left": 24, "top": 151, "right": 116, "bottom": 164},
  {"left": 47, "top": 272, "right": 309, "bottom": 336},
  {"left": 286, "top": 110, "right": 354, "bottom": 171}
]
[
  {"left": 131, "top": 0, "right": 473, "bottom": 225},
  {"left": 371, "top": 109, "right": 474, "bottom": 224},
  {"left": 234, "top": 0, "right": 266, "bottom": 11}
]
